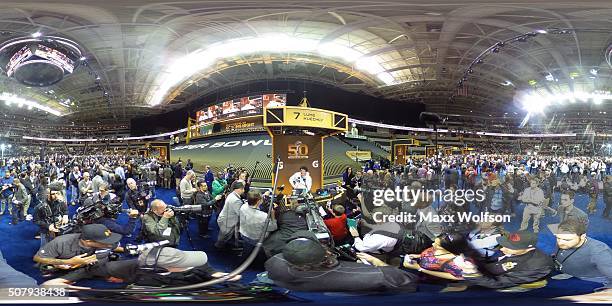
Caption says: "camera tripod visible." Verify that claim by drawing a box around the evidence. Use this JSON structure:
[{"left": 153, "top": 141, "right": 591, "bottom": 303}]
[{"left": 175, "top": 212, "right": 196, "bottom": 250}]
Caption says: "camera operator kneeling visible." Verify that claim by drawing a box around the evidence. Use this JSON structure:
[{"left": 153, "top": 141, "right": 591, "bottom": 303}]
[
  {"left": 103, "top": 247, "right": 242, "bottom": 287},
  {"left": 34, "top": 224, "right": 124, "bottom": 284},
  {"left": 142, "top": 199, "right": 181, "bottom": 246},
  {"left": 265, "top": 231, "right": 418, "bottom": 292}
]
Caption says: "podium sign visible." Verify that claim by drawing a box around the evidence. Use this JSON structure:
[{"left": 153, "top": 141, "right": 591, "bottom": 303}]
[
  {"left": 273, "top": 135, "right": 323, "bottom": 195},
  {"left": 265, "top": 107, "right": 347, "bottom": 131}
]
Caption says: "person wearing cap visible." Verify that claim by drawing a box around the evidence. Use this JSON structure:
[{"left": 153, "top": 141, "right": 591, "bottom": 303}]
[
  {"left": 265, "top": 230, "right": 418, "bottom": 292},
  {"left": 215, "top": 181, "right": 245, "bottom": 249},
  {"left": 32, "top": 185, "right": 68, "bottom": 247},
  {"left": 34, "top": 224, "right": 124, "bottom": 284},
  {"left": 105, "top": 247, "right": 241, "bottom": 287},
  {"left": 548, "top": 220, "right": 612, "bottom": 291},
  {"left": 455, "top": 230, "right": 554, "bottom": 290},
  {"left": 142, "top": 199, "right": 181, "bottom": 246},
  {"left": 554, "top": 191, "right": 588, "bottom": 225},
  {"left": 518, "top": 178, "right": 546, "bottom": 233}
]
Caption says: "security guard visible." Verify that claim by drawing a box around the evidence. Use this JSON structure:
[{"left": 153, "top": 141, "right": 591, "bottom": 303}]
[{"left": 455, "top": 230, "right": 554, "bottom": 290}]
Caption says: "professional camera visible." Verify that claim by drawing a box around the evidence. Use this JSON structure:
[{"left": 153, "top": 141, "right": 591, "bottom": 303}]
[
  {"left": 124, "top": 240, "right": 170, "bottom": 256},
  {"left": 166, "top": 205, "right": 202, "bottom": 214},
  {"left": 58, "top": 199, "right": 105, "bottom": 235},
  {"left": 136, "top": 180, "right": 154, "bottom": 201},
  {"left": 293, "top": 193, "right": 332, "bottom": 245},
  {"left": 334, "top": 243, "right": 358, "bottom": 261}
]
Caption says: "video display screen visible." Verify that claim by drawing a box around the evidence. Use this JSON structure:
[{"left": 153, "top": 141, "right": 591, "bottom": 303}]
[
  {"left": 196, "top": 93, "right": 286, "bottom": 124},
  {"left": 6, "top": 44, "right": 75, "bottom": 76}
]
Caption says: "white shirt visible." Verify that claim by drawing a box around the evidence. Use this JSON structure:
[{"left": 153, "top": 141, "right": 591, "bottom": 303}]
[
  {"left": 239, "top": 204, "right": 277, "bottom": 240},
  {"left": 353, "top": 234, "right": 397, "bottom": 253},
  {"left": 289, "top": 172, "right": 312, "bottom": 191}
]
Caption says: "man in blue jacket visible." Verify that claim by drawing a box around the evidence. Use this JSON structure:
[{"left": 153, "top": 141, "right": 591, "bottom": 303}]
[{"left": 0, "top": 171, "right": 15, "bottom": 215}]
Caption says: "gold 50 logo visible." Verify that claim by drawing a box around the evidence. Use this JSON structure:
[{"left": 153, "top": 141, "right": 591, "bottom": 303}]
[{"left": 288, "top": 141, "right": 309, "bottom": 159}]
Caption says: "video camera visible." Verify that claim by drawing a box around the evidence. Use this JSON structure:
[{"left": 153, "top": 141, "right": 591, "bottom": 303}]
[
  {"left": 166, "top": 204, "right": 202, "bottom": 214},
  {"left": 293, "top": 193, "right": 332, "bottom": 245}
]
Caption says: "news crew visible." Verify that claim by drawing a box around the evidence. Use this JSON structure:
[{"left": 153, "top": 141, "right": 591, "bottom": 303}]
[
  {"left": 289, "top": 166, "right": 312, "bottom": 192},
  {"left": 35, "top": 224, "right": 124, "bottom": 285},
  {"left": 142, "top": 199, "right": 181, "bottom": 246}
]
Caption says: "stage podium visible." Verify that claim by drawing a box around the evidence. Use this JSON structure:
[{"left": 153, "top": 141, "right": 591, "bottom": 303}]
[{"left": 264, "top": 106, "right": 348, "bottom": 195}]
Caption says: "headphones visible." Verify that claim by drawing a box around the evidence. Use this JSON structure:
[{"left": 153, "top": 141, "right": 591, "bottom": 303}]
[{"left": 140, "top": 246, "right": 169, "bottom": 273}]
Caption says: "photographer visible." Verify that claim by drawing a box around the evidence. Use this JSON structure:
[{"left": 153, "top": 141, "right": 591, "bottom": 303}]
[
  {"left": 240, "top": 190, "right": 277, "bottom": 257},
  {"left": 142, "top": 199, "right": 181, "bottom": 246},
  {"left": 33, "top": 185, "right": 68, "bottom": 247},
  {"left": 126, "top": 178, "right": 150, "bottom": 214},
  {"left": 194, "top": 180, "right": 221, "bottom": 238},
  {"left": 35, "top": 224, "right": 125, "bottom": 285},
  {"left": 215, "top": 181, "right": 245, "bottom": 249},
  {"left": 264, "top": 231, "right": 418, "bottom": 292},
  {"left": 11, "top": 178, "right": 30, "bottom": 225}
]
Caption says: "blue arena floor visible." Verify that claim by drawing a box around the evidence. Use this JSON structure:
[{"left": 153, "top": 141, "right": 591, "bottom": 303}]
[{"left": 0, "top": 187, "right": 609, "bottom": 305}]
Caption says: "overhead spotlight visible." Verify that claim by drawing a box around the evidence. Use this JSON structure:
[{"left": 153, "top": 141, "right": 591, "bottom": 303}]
[
  {"left": 476, "top": 59, "right": 484, "bottom": 64},
  {"left": 468, "top": 69, "right": 474, "bottom": 74},
  {"left": 79, "top": 56, "right": 86, "bottom": 61},
  {"left": 536, "top": 29, "right": 548, "bottom": 34},
  {"left": 589, "top": 68, "right": 598, "bottom": 76},
  {"left": 31, "top": 32, "right": 42, "bottom": 38},
  {"left": 95, "top": 76, "right": 100, "bottom": 80}
]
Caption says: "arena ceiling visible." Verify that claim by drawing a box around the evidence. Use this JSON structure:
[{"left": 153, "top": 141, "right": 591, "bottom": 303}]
[{"left": 0, "top": 0, "right": 610, "bottom": 128}]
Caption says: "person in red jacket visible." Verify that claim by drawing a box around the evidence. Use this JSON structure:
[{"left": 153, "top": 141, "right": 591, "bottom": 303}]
[{"left": 324, "top": 205, "right": 349, "bottom": 244}]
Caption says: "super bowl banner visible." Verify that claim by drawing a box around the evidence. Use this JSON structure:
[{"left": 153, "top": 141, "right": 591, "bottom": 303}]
[{"left": 273, "top": 135, "right": 323, "bottom": 195}]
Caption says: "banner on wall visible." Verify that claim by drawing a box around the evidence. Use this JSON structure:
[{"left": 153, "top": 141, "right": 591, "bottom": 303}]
[{"left": 273, "top": 135, "right": 323, "bottom": 195}]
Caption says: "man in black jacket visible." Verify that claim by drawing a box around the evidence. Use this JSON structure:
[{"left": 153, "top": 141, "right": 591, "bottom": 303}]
[
  {"left": 265, "top": 231, "right": 417, "bottom": 292},
  {"left": 33, "top": 185, "right": 68, "bottom": 247},
  {"left": 193, "top": 180, "right": 222, "bottom": 238},
  {"left": 456, "top": 230, "right": 554, "bottom": 291}
]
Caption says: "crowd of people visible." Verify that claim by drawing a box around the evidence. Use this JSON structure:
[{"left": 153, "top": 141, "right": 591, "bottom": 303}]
[{"left": 0, "top": 152, "right": 609, "bottom": 302}]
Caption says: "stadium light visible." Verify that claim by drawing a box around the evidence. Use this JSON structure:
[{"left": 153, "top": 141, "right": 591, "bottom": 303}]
[
  {"left": 148, "top": 34, "right": 396, "bottom": 106},
  {"left": 0, "top": 92, "right": 62, "bottom": 116}
]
